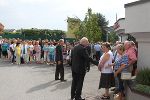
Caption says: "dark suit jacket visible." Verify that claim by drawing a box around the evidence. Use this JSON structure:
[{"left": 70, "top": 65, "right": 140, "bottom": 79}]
[
  {"left": 85, "top": 45, "right": 91, "bottom": 71},
  {"left": 71, "top": 44, "right": 89, "bottom": 74},
  {"left": 55, "top": 45, "right": 63, "bottom": 62}
]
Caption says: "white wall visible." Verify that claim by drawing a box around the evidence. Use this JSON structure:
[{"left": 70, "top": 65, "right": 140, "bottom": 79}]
[
  {"left": 125, "top": 1, "right": 150, "bottom": 69},
  {"left": 138, "top": 41, "right": 150, "bottom": 69},
  {"left": 125, "top": 1, "right": 150, "bottom": 33}
]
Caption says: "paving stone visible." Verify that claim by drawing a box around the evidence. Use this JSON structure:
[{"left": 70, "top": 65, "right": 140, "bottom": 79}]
[{"left": 0, "top": 59, "right": 114, "bottom": 100}]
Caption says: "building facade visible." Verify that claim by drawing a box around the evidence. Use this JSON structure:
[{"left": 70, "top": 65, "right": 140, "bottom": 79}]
[
  {"left": 114, "top": 18, "right": 128, "bottom": 42},
  {"left": 66, "top": 17, "right": 80, "bottom": 39},
  {"left": 125, "top": 0, "right": 150, "bottom": 69},
  {"left": 0, "top": 23, "right": 4, "bottom": 34}
]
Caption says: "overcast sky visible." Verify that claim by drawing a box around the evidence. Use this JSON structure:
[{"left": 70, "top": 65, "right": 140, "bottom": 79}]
[{"left": 0, "top": 0, "right": 137, "bottom": 31}]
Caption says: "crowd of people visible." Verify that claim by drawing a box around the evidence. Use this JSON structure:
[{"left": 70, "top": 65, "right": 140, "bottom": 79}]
[
  {"left": 0, "top": 38, "right": 73, "bottom": 65},
  {"left": 0, "top": 37, "right": 138, "bottom": 100},
  {"left": 70, "top": 37, "right": 137, "bottom": 100}
]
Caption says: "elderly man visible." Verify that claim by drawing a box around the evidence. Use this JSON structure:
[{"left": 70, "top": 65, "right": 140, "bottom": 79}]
[
  {"left": 55, "top": 39, "right": 66, "bottom": 82},
  {"left": 124, "top": 41, "right": 137, "bottom": 74},
  {"left": 71, "top": 37, "right": 90, "bottom": 100}
]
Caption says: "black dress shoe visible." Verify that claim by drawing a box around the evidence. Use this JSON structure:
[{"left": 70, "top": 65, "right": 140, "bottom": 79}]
[
  {"left": 60, "top": 79, "right": 67, "bottom": 82},
  {"left": 71, "top": 96, "right": 75, "bottom": 100},
  {"left": 55, "top": 78, "right": 60, "bottom": 80},
  {"left": 75, "top": 98, "right": 85, "bottom": 100},
  {"left": 101, "top": 95, "right": 110, "bottom": 99}
]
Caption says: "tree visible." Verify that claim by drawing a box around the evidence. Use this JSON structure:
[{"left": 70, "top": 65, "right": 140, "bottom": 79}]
[
  {"left": 75, "top": 21, "right": 86, "bottom": 39},
  {"left": 77, "top": 8, "right": 102, "bottom": 42},
  {"left": 85, "top": 8, "right": 102, "bottom": 42},
  {"left": 68, "top": 8, "right": 108, "bottom": 42},
  {"left": 108, "top": 32, "right": 119, "bottom": 43},
  {"left": 96, "top": 13, "right": 109, "bottom": 42}
]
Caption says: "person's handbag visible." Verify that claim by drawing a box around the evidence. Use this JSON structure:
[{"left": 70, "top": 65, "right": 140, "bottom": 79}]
[{"left": 121, "top": 72, "right": 131, "bottom": 80}]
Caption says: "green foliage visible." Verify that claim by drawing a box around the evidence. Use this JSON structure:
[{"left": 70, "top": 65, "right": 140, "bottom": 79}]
[
  {"left": 1, "top": 29, "right": 66, "bottom": 41},
  {"left": 134, "top": 84, "right": 150, "bottom": 94},
  {"left": 134, "top": 68, "right": 150, "bottom": 95},
  {"left": 96, "top": 13, "right": 109, "bottom": 42},
  {"left": 75, "top": 22, "right": 85, "bottom": 39},
  {"left": 108, "top": 32, "right": 119, "bottom": 43},
  {"left": 85, "top": 11, "right": 102, "bottom": 42},
  {"left": 76, "top": 8, "right": 103, "bottom": 42},
  {"left": 136, "top": 68, "right": 150, "bottom": 86},
  {"left": 68, "top": 8, "right": 109, "bottom": 42},
  {"left": 67, "top": 17, "right": 81, "bottom": 39}
]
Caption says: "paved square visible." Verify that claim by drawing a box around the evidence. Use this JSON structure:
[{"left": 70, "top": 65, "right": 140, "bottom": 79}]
[{"left": 0, "top": 59, "right": 113, "bottom": 100}]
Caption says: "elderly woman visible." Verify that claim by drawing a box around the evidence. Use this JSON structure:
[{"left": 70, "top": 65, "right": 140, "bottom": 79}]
[
  {"left": 110, "top": 44, "right": 129, "bottom": 100},
  {"left": 34, "top": 41, "right": 41, "bottom": 64},
  {"left": 124, "top": 41, "right": 137, "bottom": 73},
  {"left": 15, "top": 42, "right": 21, "bottom": 65},
  {"left": 98, "top": 42, "right": 115, "bottom": 99}
]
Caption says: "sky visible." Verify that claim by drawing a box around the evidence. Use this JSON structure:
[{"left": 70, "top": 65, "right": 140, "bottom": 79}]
[{"left": 0, "top": 0, "right": 137, "bottom": 31}]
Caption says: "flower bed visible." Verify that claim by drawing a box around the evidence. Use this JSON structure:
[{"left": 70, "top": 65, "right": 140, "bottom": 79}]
[{"left": 126, "top": 68, "right": 150, "bottom": 100}]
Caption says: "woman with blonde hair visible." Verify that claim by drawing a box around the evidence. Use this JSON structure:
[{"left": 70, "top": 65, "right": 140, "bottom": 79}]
[
  {"left": 109, "top": 44, "right": 128, "bottom": 100},
  {"left": 15, "top": 42, "right": 21, "bottom": 65}
]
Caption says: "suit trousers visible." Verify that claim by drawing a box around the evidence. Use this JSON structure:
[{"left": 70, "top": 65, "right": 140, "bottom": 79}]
[
  {"left": 0, "top": 45, "right": 1, "bottom": 58},
  {"left": 0, "top": 50, "right": 1, "bottom": 58},
  {"left": 55, "top": 63, "right": 64, "bottom": 80},
  {"left": 96, "top": 51, "right": 101, "bottom": 61},
  {"left": 71, "top": 71, "right": 86, "bottom": 99},
  {"left": 11, "top": 51, "right": 15, "bottom": 63}
]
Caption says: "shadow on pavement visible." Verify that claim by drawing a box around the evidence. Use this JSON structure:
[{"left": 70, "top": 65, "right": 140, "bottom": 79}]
[
  {"left": 50, "top": 80, "right": 72, "bottom": 92},
  {"left": 26, "top": 80, "right": 60, "bottom": 93}
]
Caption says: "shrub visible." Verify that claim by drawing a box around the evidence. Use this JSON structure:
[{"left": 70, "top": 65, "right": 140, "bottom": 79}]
[
  {"left": 134, "top": 84, "right": 150, "bottom": 94},
  {"left": 136, "top": 68, "right": 150, "bottom": 86}
]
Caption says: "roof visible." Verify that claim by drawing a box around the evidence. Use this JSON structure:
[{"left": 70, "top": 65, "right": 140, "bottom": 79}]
[
  {"left": 114, "top": 18, "right": 125, "bottom": 24},
  {"left": 113, "top": 18, "right": 125, "bottom": 30},
  {"left": 125, "top": 0, "right": 150, "bottom": 8}
]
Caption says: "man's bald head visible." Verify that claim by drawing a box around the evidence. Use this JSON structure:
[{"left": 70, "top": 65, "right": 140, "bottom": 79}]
[
  {"left": 124, "top": 40, "right": 132, "bottom": 50},
  {"left": 80, "top": 37, "right": 89, "bottom": 47},
  {"left": 59, "top": 39, "right": 64, "bottom": 46}
]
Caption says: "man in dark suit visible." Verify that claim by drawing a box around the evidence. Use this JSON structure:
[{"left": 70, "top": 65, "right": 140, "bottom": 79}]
[
  {"left": 85, "top": 44, "right": 92, "bottom": 72},
  {"left": 55, "top": 39, "right": 66, "bottom": 82},
  {"left": 71, "top": 37, "right": 90, "bottom": 100}
]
